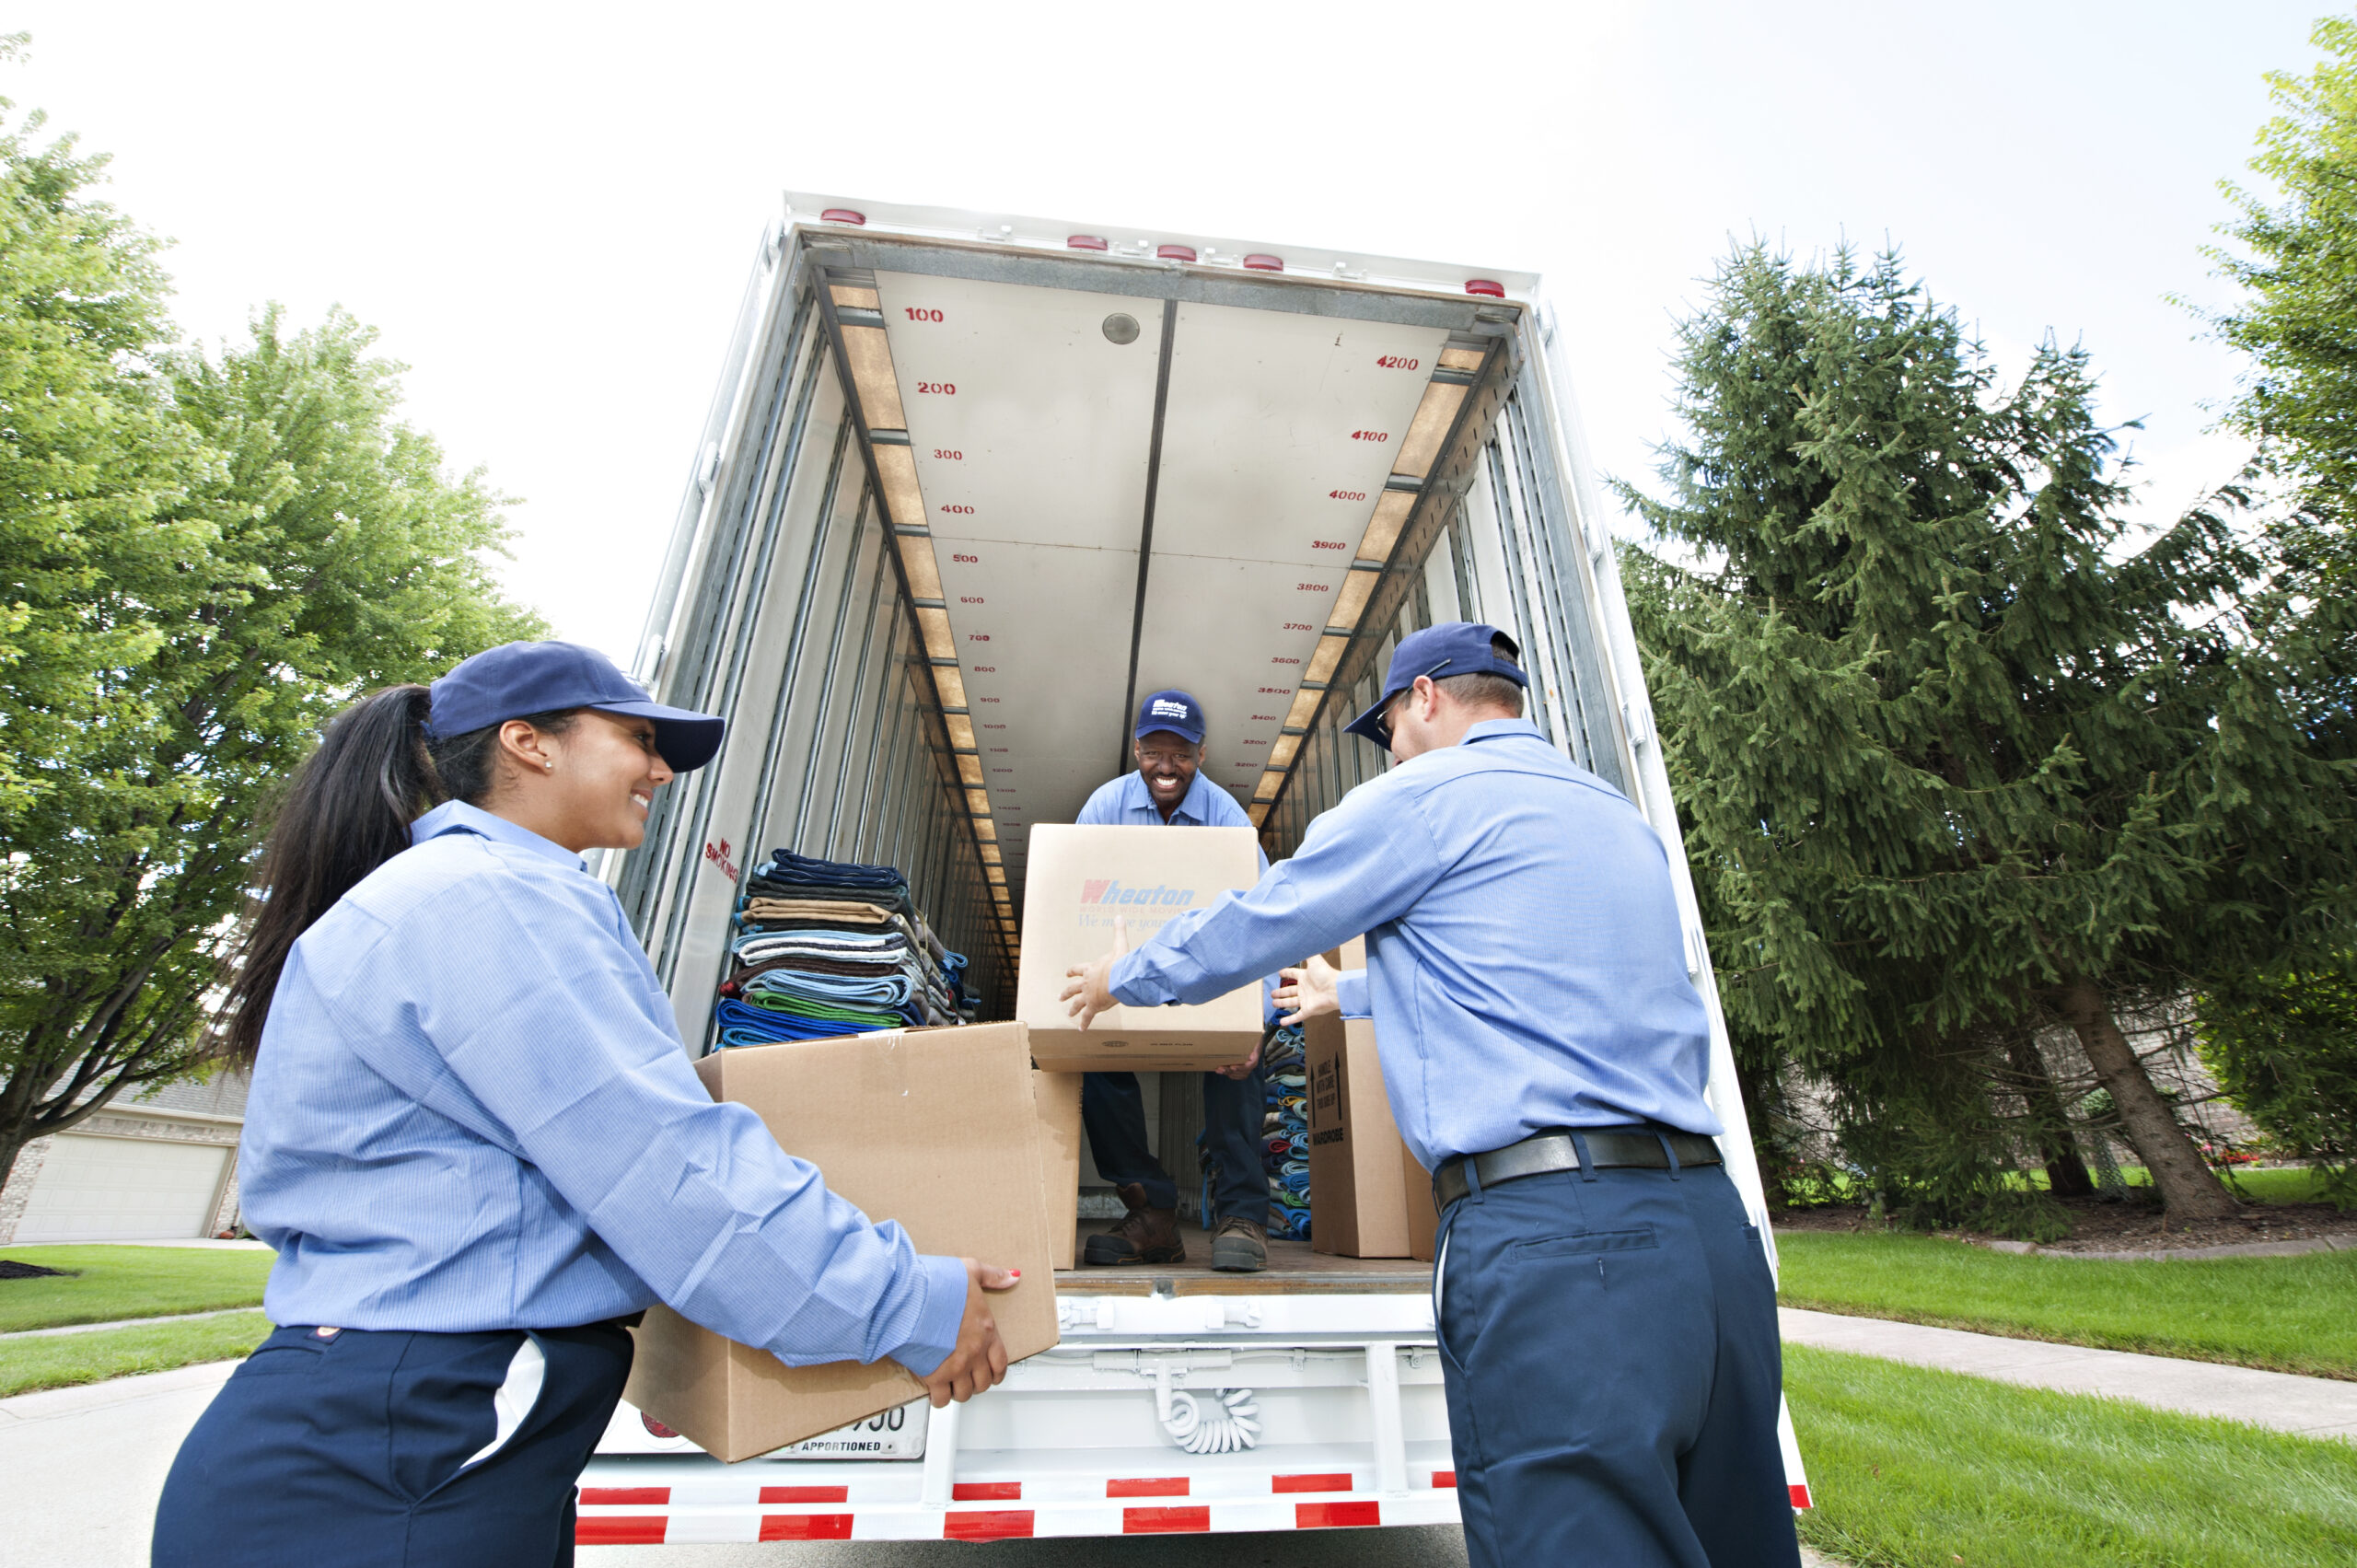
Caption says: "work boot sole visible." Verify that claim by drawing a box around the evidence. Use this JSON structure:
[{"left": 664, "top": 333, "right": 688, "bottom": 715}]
[
  {"left": 1211, "top": 1237, "right": 1268, "bottom": 1272},
  {"left": 1083, "top": 1235, "right": 1186, "bottom": 1266}
]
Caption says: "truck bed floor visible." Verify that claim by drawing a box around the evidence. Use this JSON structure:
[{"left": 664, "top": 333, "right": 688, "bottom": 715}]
[{"left": 1054, "top": 1225, "right": 1429, "bottom": 1295}]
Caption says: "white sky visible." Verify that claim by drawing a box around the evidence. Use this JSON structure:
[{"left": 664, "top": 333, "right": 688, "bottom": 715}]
[{"left": 5, "top": 1, "right": 2321, "bottom": 664}]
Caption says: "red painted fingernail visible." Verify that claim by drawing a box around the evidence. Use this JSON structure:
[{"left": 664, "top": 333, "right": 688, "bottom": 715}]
[{"left": 1007, "top": 1270, "right": 1021, "bottom": 1279}]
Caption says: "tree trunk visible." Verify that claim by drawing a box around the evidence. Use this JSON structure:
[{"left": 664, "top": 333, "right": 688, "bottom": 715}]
[
  {"left": 2005, "top": 1032, "right": 2095, "bottom": 1199},
  {"left": 2057, "top": 975, "right": 2237, "bottom": 1223}
]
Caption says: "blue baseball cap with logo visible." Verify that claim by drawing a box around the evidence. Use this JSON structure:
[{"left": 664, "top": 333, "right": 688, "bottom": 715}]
[
  {"left": 1343, "top": 621, "right": 1528, "bottom": 745},
  {"left": 1132, "top": 689, "right": 1207, "bottom": 745},
  {"left": 424, "top": 640, "right": 727, "bottom": 772}
]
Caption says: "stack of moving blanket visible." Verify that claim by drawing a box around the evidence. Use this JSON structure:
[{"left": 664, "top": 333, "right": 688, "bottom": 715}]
[
  {"left": 714, "top": 848, "right": 972, "bottom": 1046},
  {"left": 1260, "top": 1025, "right": 1311, "bottom": 1241}
]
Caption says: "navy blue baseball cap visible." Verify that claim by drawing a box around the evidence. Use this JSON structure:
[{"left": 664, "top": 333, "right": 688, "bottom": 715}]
[
  {"left": 1343, "top": 621, "right": 1528, "bottom": 745},
  {"left": 423, "top": 640, "right": 727, "bottom": 772},
  {"left": 1133, "top": 689, "right": 1207, "bottom": 745}
]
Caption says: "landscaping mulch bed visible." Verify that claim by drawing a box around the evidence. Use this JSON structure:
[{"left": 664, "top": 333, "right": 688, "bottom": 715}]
[
  {"left": 1771, "top": 1197, "right": 2357, "bottom": 1254},
  {"left": 0, "top": 1260, "right": 69, "bottom": 1281}
]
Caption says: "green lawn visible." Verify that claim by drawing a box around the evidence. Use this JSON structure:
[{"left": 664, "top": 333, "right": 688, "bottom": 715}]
[
  {"left": 1776, "top": 1230, "right": 2357, "bottom": 1379},
  {"left": 2222, "top": 1166, "right": 2340, "bottom": 1204},
  {"left": 0, "top": 1310, "right": 271, "bottom": 1399},
  {"left": 1789, "top": 1345, "right": 2357, "bottom": 1567},
  {"left": 0, "top": 1245, "right": 273, "bottom": 1332}
]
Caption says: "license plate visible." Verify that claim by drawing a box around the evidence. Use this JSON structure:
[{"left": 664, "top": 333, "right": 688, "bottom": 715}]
[{"left": 764, "top": 1398, "right": 929, "bottom": 1459}]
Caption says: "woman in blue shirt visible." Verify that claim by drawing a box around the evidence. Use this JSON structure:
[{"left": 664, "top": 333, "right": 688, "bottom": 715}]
[{"left": 154, "top": 641, "right": 1013, "bottom": 1568}]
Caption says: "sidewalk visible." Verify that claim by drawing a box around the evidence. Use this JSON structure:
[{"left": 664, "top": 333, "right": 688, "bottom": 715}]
[{"left": 1780, "top": 1307, "right": 2357, "bottom": 1441}]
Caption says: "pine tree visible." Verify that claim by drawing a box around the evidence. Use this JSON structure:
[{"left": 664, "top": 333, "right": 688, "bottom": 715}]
[{"left": 1619, "top": 246, "right": 2351, "bottom": 1225}]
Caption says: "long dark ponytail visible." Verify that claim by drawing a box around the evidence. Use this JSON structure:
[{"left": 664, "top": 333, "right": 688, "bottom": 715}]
[{"left": 217, "top": 684, "right": 578, "bottom": 1066}]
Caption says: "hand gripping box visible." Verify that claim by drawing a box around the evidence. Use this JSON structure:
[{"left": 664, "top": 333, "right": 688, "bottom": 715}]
[
  {"left": 1014, "top": 823, "right": 1265, "bottom": 1072},
  {"left": 623, "top": 1022, "right": 1059, "bottom": 1462}
]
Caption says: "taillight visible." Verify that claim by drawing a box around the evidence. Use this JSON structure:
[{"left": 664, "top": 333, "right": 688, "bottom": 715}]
[
  {"left": 1068, "top": 235, "right": 1109, "bottom": 250},
  {"left": 1465, "top": 279, "right": 1504, "bottom": 298},
  {"left": 1243, "top": 253, "right": 1284, "bottom": 273},
  {"left": 819, "top": 208, "right": 867, "bottom": 226}
]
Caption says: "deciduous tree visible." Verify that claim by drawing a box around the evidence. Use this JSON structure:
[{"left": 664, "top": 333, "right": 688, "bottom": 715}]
[{"left": 0, "top": 69, "right": 540, "bottom": 1193}]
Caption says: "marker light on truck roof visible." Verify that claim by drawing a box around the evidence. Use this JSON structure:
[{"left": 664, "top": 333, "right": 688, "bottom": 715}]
[
  {"left": 819, "top": 208, "right": 867, "bottom": 226},
  {"left": 1067, "top": 235, "right": 1109, "bottom": 250},
  {"left": 1465, "top": 278, "right": 1504, "bottom": 297},
  {"left": 1156, "top": 244, "right": 1197, "bottom": 261},
  {"left": 1242, "top": 253, "right": 1284, "bottom": 273}
]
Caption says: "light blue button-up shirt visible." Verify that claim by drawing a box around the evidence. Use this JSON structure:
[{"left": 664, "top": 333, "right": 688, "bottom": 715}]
[
  {"left": 239, "top": 800, "right": 967, "bottom": 1374},
  {"left": 1108, "top": 720, "right": 1720, "bottom": 1169},
  {"left": 1074, "top": 767, "right": 1264, "bottom": 853}
]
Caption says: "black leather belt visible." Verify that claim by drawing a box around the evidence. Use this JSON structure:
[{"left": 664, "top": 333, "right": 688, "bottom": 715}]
[{"left": 1435, "top": 1128, "right": 1722, "bottom": 1208}]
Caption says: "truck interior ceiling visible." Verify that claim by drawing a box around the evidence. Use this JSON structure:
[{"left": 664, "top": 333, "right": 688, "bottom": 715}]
[{"left": 616, "top": 204, "right": 1639, "bottom": 1059}]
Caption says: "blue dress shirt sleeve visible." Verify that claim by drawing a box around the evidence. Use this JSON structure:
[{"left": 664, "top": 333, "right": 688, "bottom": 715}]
[
  {"left": 1334, "top": 968, "right": 1372, "bottom": 1020},
  {"left": 1110, "top": 773, "right": 1445, "bottom": 1008},
  {"left": 346, "top": 878, "right": 968, "bottom": 1376}
]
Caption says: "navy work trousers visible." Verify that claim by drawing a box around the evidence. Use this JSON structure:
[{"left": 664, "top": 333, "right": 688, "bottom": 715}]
[
  {"left": 153, "top": 1319, "right": 633, "bottom": 1568},
  {"left": 1436, "top": 1156, "right": 1800, "bottom": 1568},
  {"left": 1082, "top": 1066, "right": 1270, "bottom": 1223}
]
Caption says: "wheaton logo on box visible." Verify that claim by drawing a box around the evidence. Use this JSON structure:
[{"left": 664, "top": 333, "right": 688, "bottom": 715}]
[
  {"left": 1080, "top": 879, "right": 1200, "bottom": 908},
  {"left": 1017, "top": 824, "right": 1266, "bottom": 1074}
]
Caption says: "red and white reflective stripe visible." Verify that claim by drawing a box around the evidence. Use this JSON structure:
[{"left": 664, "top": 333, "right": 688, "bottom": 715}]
[
  {"left": 576, "top": 1470, "right": 1458, "bottom": 1543},
  {"left": 1789, "top": 1483, "right": 1813, "bottom": 1509}
]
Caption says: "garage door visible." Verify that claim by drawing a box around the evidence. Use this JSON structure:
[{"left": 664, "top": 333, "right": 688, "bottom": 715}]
[{"left": 12, "top": 1134, "right": 230, "bottom": 1243}]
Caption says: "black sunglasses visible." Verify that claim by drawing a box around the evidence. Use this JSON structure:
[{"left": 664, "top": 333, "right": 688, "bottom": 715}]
[{"left": 1373, "top": 658, "right": 1454, "bottom": 744}]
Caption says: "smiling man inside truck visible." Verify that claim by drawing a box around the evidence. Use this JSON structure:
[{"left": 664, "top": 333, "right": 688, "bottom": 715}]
[{"left": 1070, "top": 689, "right": 1276, "bottom": 1273}]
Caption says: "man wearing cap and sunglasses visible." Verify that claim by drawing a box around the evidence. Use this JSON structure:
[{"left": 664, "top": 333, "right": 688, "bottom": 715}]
[
  {"left": 1068, "top": 689, "right": 1278, "bottom": 1273},
  {"left": 1062, "top": 626, "right": 1800, "bottom": 1568}
]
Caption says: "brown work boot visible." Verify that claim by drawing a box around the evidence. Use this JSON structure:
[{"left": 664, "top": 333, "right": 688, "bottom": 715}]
[
  {"left": 1211, "top": 1215, "right": 1268, "bottom": 1273},
  {"left": 1084, "top": 1182, "right": 1185, "bottom": 1266}
]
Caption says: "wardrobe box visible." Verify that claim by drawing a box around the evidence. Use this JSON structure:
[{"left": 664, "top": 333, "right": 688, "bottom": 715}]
[
  {"left": 1303, "top": 938, "right": 1419, "bottom": 1259},
  {"left": 1014, "top": 824, "right": 1264, "bottom": 1072},
  {"left": 623, "top": 1022, "right": 1059, "bottom": 1462}
]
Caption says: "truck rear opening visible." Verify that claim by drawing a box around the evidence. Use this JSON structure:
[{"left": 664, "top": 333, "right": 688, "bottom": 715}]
[{"left": 578, "top": 195, "right": 1808, "bottom": 1547}]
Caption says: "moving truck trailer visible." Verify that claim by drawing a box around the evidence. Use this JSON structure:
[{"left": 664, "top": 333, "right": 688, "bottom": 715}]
[{"left": 573, "top": 195, "right": 1811, "bottom": 1547}]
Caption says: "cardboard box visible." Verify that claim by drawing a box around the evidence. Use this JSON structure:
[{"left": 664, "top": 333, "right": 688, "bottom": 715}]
[
  {"left": 1304, "top": 940, "right": 1419, "bottom": 1258},
  {"left": 1033, "top": 1070, "right": 1084, "bottom": 1270},
  {"left": 1015, "top": 824, "right": 1264, "bottom": 1072},
  {"left": 623, "top": 1023, "right": 1058, "bottom": 1462}
]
